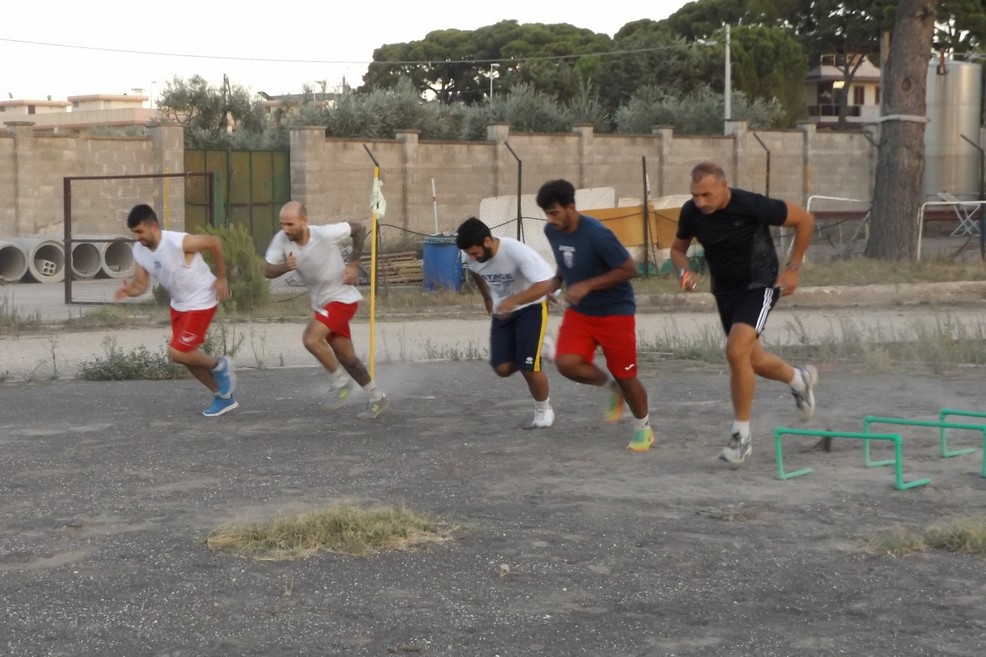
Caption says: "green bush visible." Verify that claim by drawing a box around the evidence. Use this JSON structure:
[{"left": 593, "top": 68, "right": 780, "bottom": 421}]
[
  {"left": 199, "top": 223, "right": 269, "bottom": 312},
  {"left": 78, "top": 338, "right": 185, "bottom": 381}
]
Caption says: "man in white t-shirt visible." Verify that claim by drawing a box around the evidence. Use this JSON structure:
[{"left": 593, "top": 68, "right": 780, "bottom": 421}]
[
  {"left": 115, "top": 204, "right": 238, "bottom": 417},
  {"left": 264, "top": 201, "right": 388, "bottom": 419},
  {"left": 456, "top": 217, "right": 556, "bottom": 429}
]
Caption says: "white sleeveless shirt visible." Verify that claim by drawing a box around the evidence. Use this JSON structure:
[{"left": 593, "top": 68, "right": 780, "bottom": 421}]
[{"left": 132, "top": 230, "right": 218, "bottom": 311}]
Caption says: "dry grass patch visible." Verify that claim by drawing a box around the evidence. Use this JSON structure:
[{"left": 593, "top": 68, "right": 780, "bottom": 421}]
[
  {"left": 206, "top": 504, "right": 453, "bottom": 561},
  {"left": 864, "top": 518, "right": 986, "bottom": 558}
]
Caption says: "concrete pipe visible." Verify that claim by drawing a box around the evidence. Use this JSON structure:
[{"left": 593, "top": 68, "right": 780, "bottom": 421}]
[
  {"left": 100, "top": 238, "right": 134, "bottom": 279},
  {"left": 14, "top": 239, "right": 65, "bottom": 284},
  {"left": 0, "top": 240, "right": 30, "bottom": 283},
  {"left": 69, "top": 241, "right": 103, "bottom": 280}
]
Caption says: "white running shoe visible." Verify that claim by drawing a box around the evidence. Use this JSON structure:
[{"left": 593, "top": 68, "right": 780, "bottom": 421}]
[
  {"left": 523, "top": 407, "right": 555, "bottom": 430},
  {"left": 792, "top": 365, "right": 818, "bottom": 422},
  {"left": 719, "top": 432, "right": 752, "bottom": 464}
]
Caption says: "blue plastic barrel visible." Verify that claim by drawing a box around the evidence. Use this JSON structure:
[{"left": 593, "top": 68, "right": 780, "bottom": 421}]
[{"left": 422, "top": 234, "right": 462, "bottom": 292}]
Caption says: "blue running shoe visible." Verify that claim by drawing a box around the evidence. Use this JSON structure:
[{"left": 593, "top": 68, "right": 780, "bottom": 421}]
[
  {"left": 203, "top": 395, "right": 239, "bottom": 417},
  {"left": 213, "top": 356, "right": 237, "bottom": 399}
]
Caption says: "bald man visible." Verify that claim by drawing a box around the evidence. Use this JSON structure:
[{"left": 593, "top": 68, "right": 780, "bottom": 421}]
[
  {"left": 264, "top": 201, "right": 388, "bottom": 419},
  {"left": 670, "top": 161, "right": 817, "bottom": 465}
]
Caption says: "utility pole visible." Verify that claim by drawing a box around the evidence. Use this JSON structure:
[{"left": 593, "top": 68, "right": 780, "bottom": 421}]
[{"left": 724, "top": 24, "right": 732, "bottom": 121}]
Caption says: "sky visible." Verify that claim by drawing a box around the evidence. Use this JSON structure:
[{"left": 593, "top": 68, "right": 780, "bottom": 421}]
[{"left": 1, "top": 0, "right": 691, "bottom": 105}]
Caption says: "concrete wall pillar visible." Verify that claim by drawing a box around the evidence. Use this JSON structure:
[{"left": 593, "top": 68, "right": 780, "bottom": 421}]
[
  {"left": 395, "top": 130, "right": 420, "bottom": 232},
  {"left": 487, "top": 123, "right": 513, "bottom": 200},
  {"left": 289, "top": 126, "right": 327, "bottom": 204},
  {"left": 651, "top": 126, "right": 674, "bottom": 198},
  {"left": 572, "top": 124, "right": 594, "bottom": 188},
  {"left": 797, "top": 121, "right": 816, "bottom": 206},
  {"left": 147, "top": 122, "right": 186, "bottom": 230},
  {"left": 725, "top": 119, "right": 748, "bottom": 188},
  {"left": 5, "top": 122, "right": 35, "bottom": 236}
]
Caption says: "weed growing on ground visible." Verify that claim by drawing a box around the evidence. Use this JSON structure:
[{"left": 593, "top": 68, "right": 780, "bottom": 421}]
[
  {"left": 864, "top": 518, "right": 986, "bottom": 557},
  {"left": 77, "top": 337, "right": 185, "bottom": 381},
  {"left": 206, "top": 504, "right": 453, "bottom": 560},
  {"left": 0, "top": 293, "right": 42, "bottom": 336},
  {"left": 421, "top": 338, "right": 487, "bottom": 361},
  {"left": 201, "top": 311, "right": 244, "bottom": 359}
]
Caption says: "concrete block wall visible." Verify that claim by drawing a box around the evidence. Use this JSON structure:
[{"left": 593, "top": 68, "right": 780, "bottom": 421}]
[
  {"left": 0, "top": 122, "right": 185, "bottom": 239},
  {"left": 0, "top": 120, "right": 879, "bottom": 247},
  {"left": 0, "top": 137, "right": 15, "bottom": 236},
  {"left": 288, "top": 122, "right": 879, "bottom": 241}
]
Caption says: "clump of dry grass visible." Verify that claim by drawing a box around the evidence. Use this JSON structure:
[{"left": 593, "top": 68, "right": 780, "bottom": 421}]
[
  {"left": 924, "top": 518, "right": 986, "bottom": 555},
  {"left": 206, "top": 504, "right": 453, "bottom": 561},
  {"left": 864, "top": 518, "right": 986, "bottom": 558}
]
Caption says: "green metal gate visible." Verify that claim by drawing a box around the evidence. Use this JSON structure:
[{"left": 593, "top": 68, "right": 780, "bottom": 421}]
[{"left": 184, "top": 149, "right": 290, "bottom": 253}]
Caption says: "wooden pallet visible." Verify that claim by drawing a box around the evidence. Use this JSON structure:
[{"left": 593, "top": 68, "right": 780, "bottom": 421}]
[{"left": 359, "top": 250, "right": 423, "bottom": 285}]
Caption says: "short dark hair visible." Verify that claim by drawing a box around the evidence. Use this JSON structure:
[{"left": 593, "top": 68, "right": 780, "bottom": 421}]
[
  {"left": 127, "top": 204, "right": 158, "bottom": 229},
  {"left": 455, "top": 217, "right": 491, "bottom": 250},
  {"left": 690, "top": 161, "right": 726, "bottom": 183},
  {"left": 536, "top": 179, "right": 576, "bottom": 210}
]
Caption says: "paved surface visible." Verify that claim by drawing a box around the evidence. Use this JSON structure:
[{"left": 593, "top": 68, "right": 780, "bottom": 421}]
[
  {"left": 2, "top": 268, "right": 986, "bottom": 656},
  {"left": 2, "top": 362, "right": 986, "bottom": 656}
]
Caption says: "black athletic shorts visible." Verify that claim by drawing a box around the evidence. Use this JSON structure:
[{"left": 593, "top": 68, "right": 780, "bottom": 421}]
[
  {"left": 714, "top": 287, "right": 779, "bottom": 336},
  {"left": 490, "top": 301, "right": 548, "bottom": 372}
]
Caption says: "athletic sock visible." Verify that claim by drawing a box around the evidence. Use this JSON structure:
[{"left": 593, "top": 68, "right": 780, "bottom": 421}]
[
  {"left": 788, "top": 368, "right": 806, "bottom": 392},
  {"left": 330, "top": 368, "right": 348, "bottom": 388},
  {"left": 535, "top": 398, "right": 551, "bottom": 411},
  {"left": 732, "top": 420, "right": 751, "bottom": 439},
  {"left": 363, "top": 380, "right": 383, "bottom": 401},
  {"left": 634, "top": 414, "right": 650, "bottom": 430}
]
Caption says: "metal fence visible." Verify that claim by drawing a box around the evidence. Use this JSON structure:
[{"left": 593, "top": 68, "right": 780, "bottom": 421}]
[{"left": 277, "top": 152, "right": 664, "bottom": 296}]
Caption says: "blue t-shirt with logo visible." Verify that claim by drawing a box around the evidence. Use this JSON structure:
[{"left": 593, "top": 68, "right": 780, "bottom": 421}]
[{"left": 544, "top": 214, "right": 635, "bottom": 316}]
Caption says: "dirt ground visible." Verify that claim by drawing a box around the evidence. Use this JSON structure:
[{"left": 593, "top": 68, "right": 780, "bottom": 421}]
[{"left": 2, "top": 351, "right": 986, "bottom": 656}]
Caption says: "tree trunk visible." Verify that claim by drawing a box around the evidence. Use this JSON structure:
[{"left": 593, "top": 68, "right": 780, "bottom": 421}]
[{"left": 866, "top": 0, "right": 940, "bottom": 260}]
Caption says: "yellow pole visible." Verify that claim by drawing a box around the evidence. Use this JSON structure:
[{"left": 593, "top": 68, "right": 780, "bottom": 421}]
[
  {"left": 368, "top": 166, "right": 380, "bottom": 378},
  {"left": 163, "top": 166, "right": 171, "bottom": 230}
]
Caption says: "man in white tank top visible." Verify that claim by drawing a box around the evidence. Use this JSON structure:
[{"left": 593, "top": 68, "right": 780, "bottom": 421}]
[
  {"left": 264, "top": 201, "right": 388, "bottom": 419},
  {"left": 115, "top": 204, "right": 238, "bottom": 417}
]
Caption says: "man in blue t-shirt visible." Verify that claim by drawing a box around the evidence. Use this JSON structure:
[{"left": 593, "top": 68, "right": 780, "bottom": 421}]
[
  {"left": 671, "top": 161, "right": 818, "bottom": 465},
  {"left": 532, "top": 179, "right": 653, "bottom": 453}
]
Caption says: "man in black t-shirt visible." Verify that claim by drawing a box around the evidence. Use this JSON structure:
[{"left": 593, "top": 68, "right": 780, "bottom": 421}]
[{"left": 670, "top": 161, "right": 818, "bottom": 465}]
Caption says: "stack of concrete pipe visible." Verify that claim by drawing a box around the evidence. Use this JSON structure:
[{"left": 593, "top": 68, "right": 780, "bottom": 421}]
[
  {"left": 75, "top": 236, "right": 134, "bottom": 280},
  {"left": 0, "top": 237, "right": 134, "bottom": 284},
  {"left": 14, "top": 239, "right": 66, "bottom": 284}
]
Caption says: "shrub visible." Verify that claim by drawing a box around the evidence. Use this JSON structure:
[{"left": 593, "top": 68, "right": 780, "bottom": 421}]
[
  {"left": 78, "top": 338, "right": 185, "bottom": 381},
  {"left": 199, "top": 223, "right": 269, "bottom": 312}
]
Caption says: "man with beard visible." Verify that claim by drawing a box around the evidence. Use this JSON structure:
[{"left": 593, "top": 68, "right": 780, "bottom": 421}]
[
  {"left": 115, "top": 203, "right": 238, "bottom": 417},
  {"left": 264, "top": 201, "right": 388, "bottom": 419},
  {"left": 535, "top": 179, "right": 654, "bottom": 453},
  {"left": 456, "top": 216, "right": 556, "bottom": 429}
]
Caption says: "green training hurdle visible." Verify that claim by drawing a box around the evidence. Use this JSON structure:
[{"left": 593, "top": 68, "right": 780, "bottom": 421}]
[
  {"left": 775, "top": 427, "right": 931, "bottom": 491},
  {"left": 862, "top": 415, "right": 986, "bottom": 477},
  {"left": 939, "top": 408, "right": 986, "bottom": 460}
]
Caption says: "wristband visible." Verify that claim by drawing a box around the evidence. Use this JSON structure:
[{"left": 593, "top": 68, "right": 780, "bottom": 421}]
[{"left": 678, "top": 268, "right": 688, "bottom": 279}]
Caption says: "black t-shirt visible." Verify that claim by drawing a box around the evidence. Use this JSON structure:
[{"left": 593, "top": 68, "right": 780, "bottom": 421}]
[{"left": 677, "top": 188, "right": 788, "bottom": 296}]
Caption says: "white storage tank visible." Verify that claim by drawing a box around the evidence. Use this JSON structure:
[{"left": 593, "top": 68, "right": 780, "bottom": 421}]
[{"left": 923, "top": 58, "right": 983, "bottom": 199}]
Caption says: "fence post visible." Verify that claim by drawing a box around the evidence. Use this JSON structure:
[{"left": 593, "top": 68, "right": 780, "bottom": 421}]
[
  {"left": 504, "top": 141, "right": 523, "bottom": 241},
  {"left": 641, "top": 156, "right": 651, "bottom": 278},
  {"left": 63, "top": 176, "right": 73, "bottom": 304},
  {"left": 363, "top": 144, "right": 382, "bottom": 378}
]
